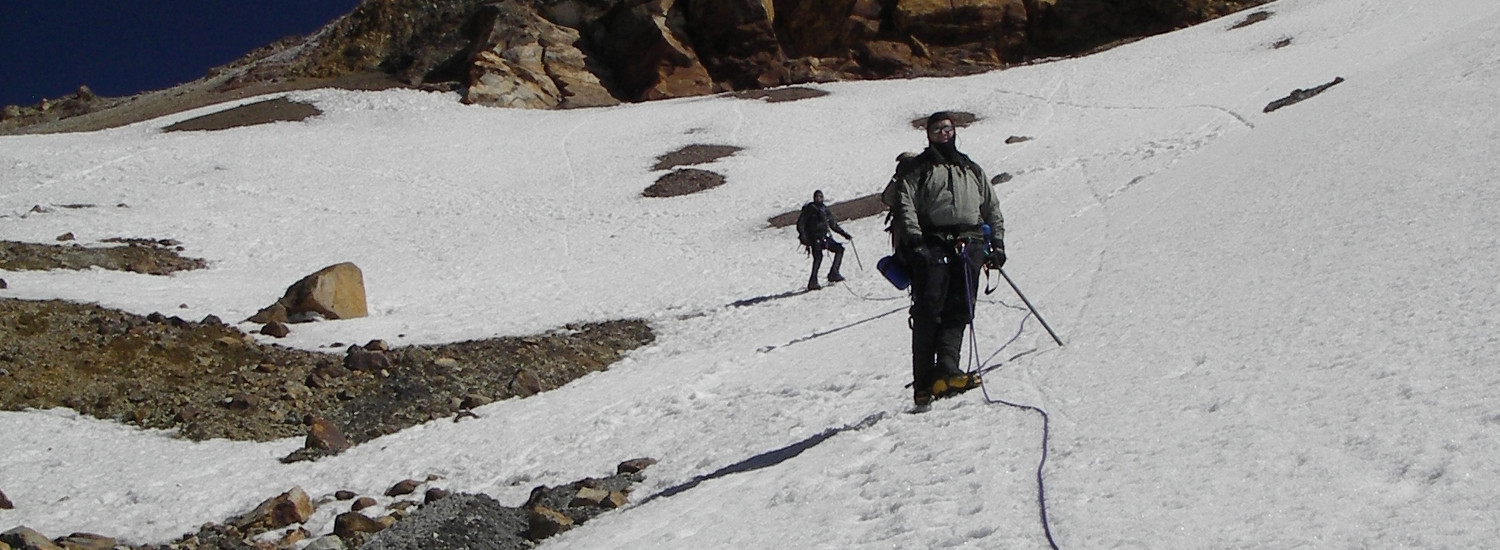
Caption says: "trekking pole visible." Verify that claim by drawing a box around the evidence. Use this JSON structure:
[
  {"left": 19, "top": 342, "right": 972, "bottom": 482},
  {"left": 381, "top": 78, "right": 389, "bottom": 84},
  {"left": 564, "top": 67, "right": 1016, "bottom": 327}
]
[
  {"left": 848, "top": 239, "right": 865, "bottom": 271},
  {"left": 999, "top": 268, "right": 1064, "bottom": 347}
]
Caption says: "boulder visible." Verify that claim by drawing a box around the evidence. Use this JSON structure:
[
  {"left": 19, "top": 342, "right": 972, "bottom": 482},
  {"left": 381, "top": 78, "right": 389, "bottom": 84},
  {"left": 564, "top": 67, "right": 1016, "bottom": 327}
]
[
  {"left": 0, "top": 527, "right": 61, "bottom": 550},
  {"left": 569, "top": 486, "right": 610, "bottom": 507},
  {"left": 617, "top": 457, "right": 658, "bottom": 474},
  {"left": 525, "top": 505, "right": 574, "bottom": 540},
  {"left": 0, "top": 488, "right": 10, "bottom": 509},
  {"left": 252, "top": 262, "right": 368, "bottom": 323},
  {"left": 386, "top": 479, "right": 422, "bottom": 497},
  {"left": 52, "top": 533, "right": 114, "bottom": 550},
  {"left": 234, "top": 486, "right": 315, "bottom": 530},
  {"left": 352, "top": 496, "right": 378, "bottom": 511},
  {"left": 306, "top": 417, "right": 353, "bottom": 454},
  {"left": 333, "top": 511, "right": 387, "bottom": 538}
]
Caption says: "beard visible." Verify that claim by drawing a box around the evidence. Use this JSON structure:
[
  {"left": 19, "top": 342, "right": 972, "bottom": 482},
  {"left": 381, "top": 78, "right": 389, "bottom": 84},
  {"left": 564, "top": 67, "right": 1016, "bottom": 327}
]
[{"left": 930, "top": 138, "right": 961, "bottom": 163}]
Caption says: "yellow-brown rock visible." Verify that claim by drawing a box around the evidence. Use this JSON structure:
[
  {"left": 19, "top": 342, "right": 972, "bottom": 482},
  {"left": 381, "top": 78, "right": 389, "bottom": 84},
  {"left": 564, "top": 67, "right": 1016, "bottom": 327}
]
[{"left": 283, "top": 262, "right": 368, "bottom": 321}]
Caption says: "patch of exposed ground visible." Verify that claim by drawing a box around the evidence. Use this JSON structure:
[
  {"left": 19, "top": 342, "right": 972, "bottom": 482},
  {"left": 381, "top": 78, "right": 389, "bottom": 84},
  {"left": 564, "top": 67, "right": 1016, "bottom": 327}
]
[
  {"left": 0, "top": 297, "right": 653, "bottom": 451},
  {"left": 644, "top": 168, "right": 726, "bottom": 198},
  {"left": 0, "top": 71, "right": 405, "bottom": 136},
  {"left": 730, "top": 86, "right": 830, "bottom": 103},
  {"left": 0, "top": 238, "right": 207, "bottom": 275},
  {"left": 652, "top": 144, "right": 742, "bottom": 171},
  {"left": 0, "top": 236, "right": 662, "bottom": 548},
  {"left": 163, "top": 97, "right": 322, "bottom": 132}
]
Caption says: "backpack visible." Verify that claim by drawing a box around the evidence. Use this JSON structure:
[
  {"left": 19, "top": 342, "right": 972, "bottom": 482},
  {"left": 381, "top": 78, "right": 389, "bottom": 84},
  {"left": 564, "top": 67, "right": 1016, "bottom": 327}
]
[
  {"left": 795, "top": 203, "right": 818, "bottom": 248},
  {"left": 881, "top": 152, "right": 925, "bottom": 252}
]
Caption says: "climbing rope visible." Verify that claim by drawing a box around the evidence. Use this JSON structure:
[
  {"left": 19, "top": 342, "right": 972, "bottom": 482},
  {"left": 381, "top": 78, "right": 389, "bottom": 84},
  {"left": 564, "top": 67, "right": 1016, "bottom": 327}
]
[{"left": 960, "top": 245, "right": 1061, "bottom": 550}]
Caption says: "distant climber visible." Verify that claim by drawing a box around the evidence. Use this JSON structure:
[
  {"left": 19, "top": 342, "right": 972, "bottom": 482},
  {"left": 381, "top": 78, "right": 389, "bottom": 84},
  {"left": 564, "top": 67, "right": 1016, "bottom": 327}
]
[{"left": 796, "top": 189, "right": 853, "bottom": 291}]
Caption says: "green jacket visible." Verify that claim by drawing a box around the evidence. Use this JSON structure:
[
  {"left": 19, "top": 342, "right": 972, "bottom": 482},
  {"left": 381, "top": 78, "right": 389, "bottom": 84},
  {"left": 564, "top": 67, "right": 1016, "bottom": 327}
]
[{"left": 890, "top": 147, "right": 1005, "bottom": 248}]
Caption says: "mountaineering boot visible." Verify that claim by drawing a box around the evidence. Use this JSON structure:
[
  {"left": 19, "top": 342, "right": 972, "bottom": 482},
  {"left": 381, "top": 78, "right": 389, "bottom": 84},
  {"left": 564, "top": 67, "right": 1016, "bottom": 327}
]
[
  {"left": 827, "top": 272, "right": 845, "bottom": 283},
  {"left": 807, "top": 278, "right": 821, "bottom": 291},
  {"left": 913, "top": 387, "right": 933, "bottom": 408},
  {"left": 931, "top": 372, "right": 982, "bottom": 399}
]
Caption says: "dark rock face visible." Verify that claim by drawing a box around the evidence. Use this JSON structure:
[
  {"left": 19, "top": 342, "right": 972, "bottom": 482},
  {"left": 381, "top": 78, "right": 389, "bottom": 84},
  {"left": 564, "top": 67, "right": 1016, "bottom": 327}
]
[{"left": 224, "top": 0, "right": 1272, "bottom": 105}]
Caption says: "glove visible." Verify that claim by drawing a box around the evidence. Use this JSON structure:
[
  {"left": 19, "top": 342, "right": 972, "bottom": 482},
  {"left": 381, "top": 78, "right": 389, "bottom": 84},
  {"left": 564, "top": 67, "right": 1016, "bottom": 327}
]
[
  {"left": 985, "top": 240, "right": 1006, "bottom": 270},
  {"left": 905, "top": 243, "right": 936, "bottom": 266}
]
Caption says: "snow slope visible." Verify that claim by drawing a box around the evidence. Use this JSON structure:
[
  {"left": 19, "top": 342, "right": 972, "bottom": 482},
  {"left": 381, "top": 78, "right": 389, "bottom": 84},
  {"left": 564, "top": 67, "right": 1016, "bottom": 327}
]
[{"left": 3, "top": 0, "right": 1500, "bottom": 546}]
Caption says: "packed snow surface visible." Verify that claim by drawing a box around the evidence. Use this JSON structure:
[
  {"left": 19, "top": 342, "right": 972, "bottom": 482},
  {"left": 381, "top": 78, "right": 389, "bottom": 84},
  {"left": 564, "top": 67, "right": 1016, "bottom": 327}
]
[{"left": 4, "top": 0, "right": 1500, "bottom": 546}]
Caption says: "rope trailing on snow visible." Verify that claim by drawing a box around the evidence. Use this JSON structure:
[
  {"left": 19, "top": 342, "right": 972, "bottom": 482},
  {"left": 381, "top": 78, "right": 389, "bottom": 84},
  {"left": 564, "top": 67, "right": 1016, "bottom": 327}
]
[
  {"left": 961, "top": 250, "right": 1061, "bottom": 549},
  {"left": 981, "top": 384, "right": 1060, "bottom": 550}
]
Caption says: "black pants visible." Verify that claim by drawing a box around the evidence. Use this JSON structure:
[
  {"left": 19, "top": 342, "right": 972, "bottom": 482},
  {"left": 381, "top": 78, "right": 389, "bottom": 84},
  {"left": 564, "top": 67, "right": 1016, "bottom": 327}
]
[
  {"left": 903, "top": 237, "right": 984, "bottom": 392},
  {"left": 810, "top": 237, "right": 845, "bottom": 283}
]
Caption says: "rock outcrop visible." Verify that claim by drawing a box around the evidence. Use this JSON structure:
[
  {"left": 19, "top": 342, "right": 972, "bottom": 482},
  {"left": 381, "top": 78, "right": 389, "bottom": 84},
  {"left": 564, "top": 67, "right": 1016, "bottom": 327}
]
[{"left": 230, "top": 0, "right": 1272, "bottom": 105}]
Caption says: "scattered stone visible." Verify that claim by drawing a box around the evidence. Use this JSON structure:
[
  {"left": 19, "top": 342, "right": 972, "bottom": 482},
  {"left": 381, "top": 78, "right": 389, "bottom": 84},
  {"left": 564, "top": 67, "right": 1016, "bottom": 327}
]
[
  {"left": 1005, "top": 135, "right": 1032, "bottom": 144},
  {"left": 510, "top": 369, "right": 543, "bottom": 397},
  {"left": 0, "top": 527, "right": 61, "bottom": 550},
  {"left": 234, "top": 486, "right": 315, "bottom": 530},
  {"left": 617, "top": 457, "right": 658, "bottom": 474},
  {"left": 0, "top": 278, "right": 6, "bottom": 289},
  {"left": 1264, "top": 77, "right": 1344, "bottom": 113},
  {"left": 351, "top": 497, "right": 377, "bottom": 512},
  {"left": 0, "top": 489, "right": 10, "bottom": 508},
  {"left": 247, "top": 303, "right": 289, "bottom": 325},
  {"left": 570, "top": 486, "right": 610, "bottom": 507},
  {"left": 334, "top": 490, "right": 358, "bottom": 501},
  {"left": 992, "top": 173, "right": 1014, "bottom": 185},
  {"left": 525, "top": 505, "right": 574, "bottom": 540},
  {"left": 173, "top": 405, "right": 199, "bottom": 423},
  {"left": 385, "top": 479, "right": 421, "bottom": 497},
  {"left": 225, "top": 392, "right": 259, "bottom": 410},
  {"left": 363, "top": 339, "right": 389, "bottom": 351},
  {"left": 275, "top": 528, "right": 312, "bottom": 548},
  {"left": 343, "top": 346, "right": 391, "bottom": 373},
  {"left": 1230, "top": 10, "right": 1272, "bottom": 30},
  {"left": 54, "top": 233, "right": 73, "bottom": 242},
  {"left": 305, "top": 417, "right": 352, "bottom": 454},
  {"left": 601, "top": 490, "right": 628, "bottom": 509},
  {"left": 304, "top": 535, "right": 346, "bottom": 550},
  {"left": 424, "top": 487, "right": 450, "bottom": 504},
  {"left": 333, "top": 511, "right": 387, "bottom": 538},
  {"left": 261, "top": 321, "right": 290, "bottom": 338},
  {"left": 53, "top": 532, "right": 114, "bottom": 550}
]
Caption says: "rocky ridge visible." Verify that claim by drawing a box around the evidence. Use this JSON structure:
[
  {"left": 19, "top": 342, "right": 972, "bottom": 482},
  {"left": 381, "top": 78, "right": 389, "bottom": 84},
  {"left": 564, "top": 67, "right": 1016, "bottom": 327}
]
[{"left": 1, "top": 0, "right": 1272, "bottom": 134}]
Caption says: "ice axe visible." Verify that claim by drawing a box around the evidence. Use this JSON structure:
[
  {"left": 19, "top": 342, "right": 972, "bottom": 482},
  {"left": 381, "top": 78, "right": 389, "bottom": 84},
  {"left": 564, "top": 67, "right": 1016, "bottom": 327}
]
[
  {"left": 848, "top": 237, "right": 865, "bottom": 271},
  {"left": 998, "top": 268, "right": 1064, "bottom": 347}
]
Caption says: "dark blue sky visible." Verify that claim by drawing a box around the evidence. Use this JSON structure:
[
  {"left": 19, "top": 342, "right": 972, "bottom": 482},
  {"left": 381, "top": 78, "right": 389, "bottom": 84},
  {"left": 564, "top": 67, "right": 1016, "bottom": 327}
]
[{"left": 1, "top": 1, "right": 361, "bottom": 108}]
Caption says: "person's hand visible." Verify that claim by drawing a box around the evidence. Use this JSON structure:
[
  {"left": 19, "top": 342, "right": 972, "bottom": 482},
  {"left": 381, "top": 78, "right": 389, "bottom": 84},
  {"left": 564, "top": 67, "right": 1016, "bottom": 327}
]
[
  {"left": 985, "top": 241, "right": 1006, "bottom": 270},
  {"left": 906, "top": 244, "right": 934, "bottom": 266}
]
